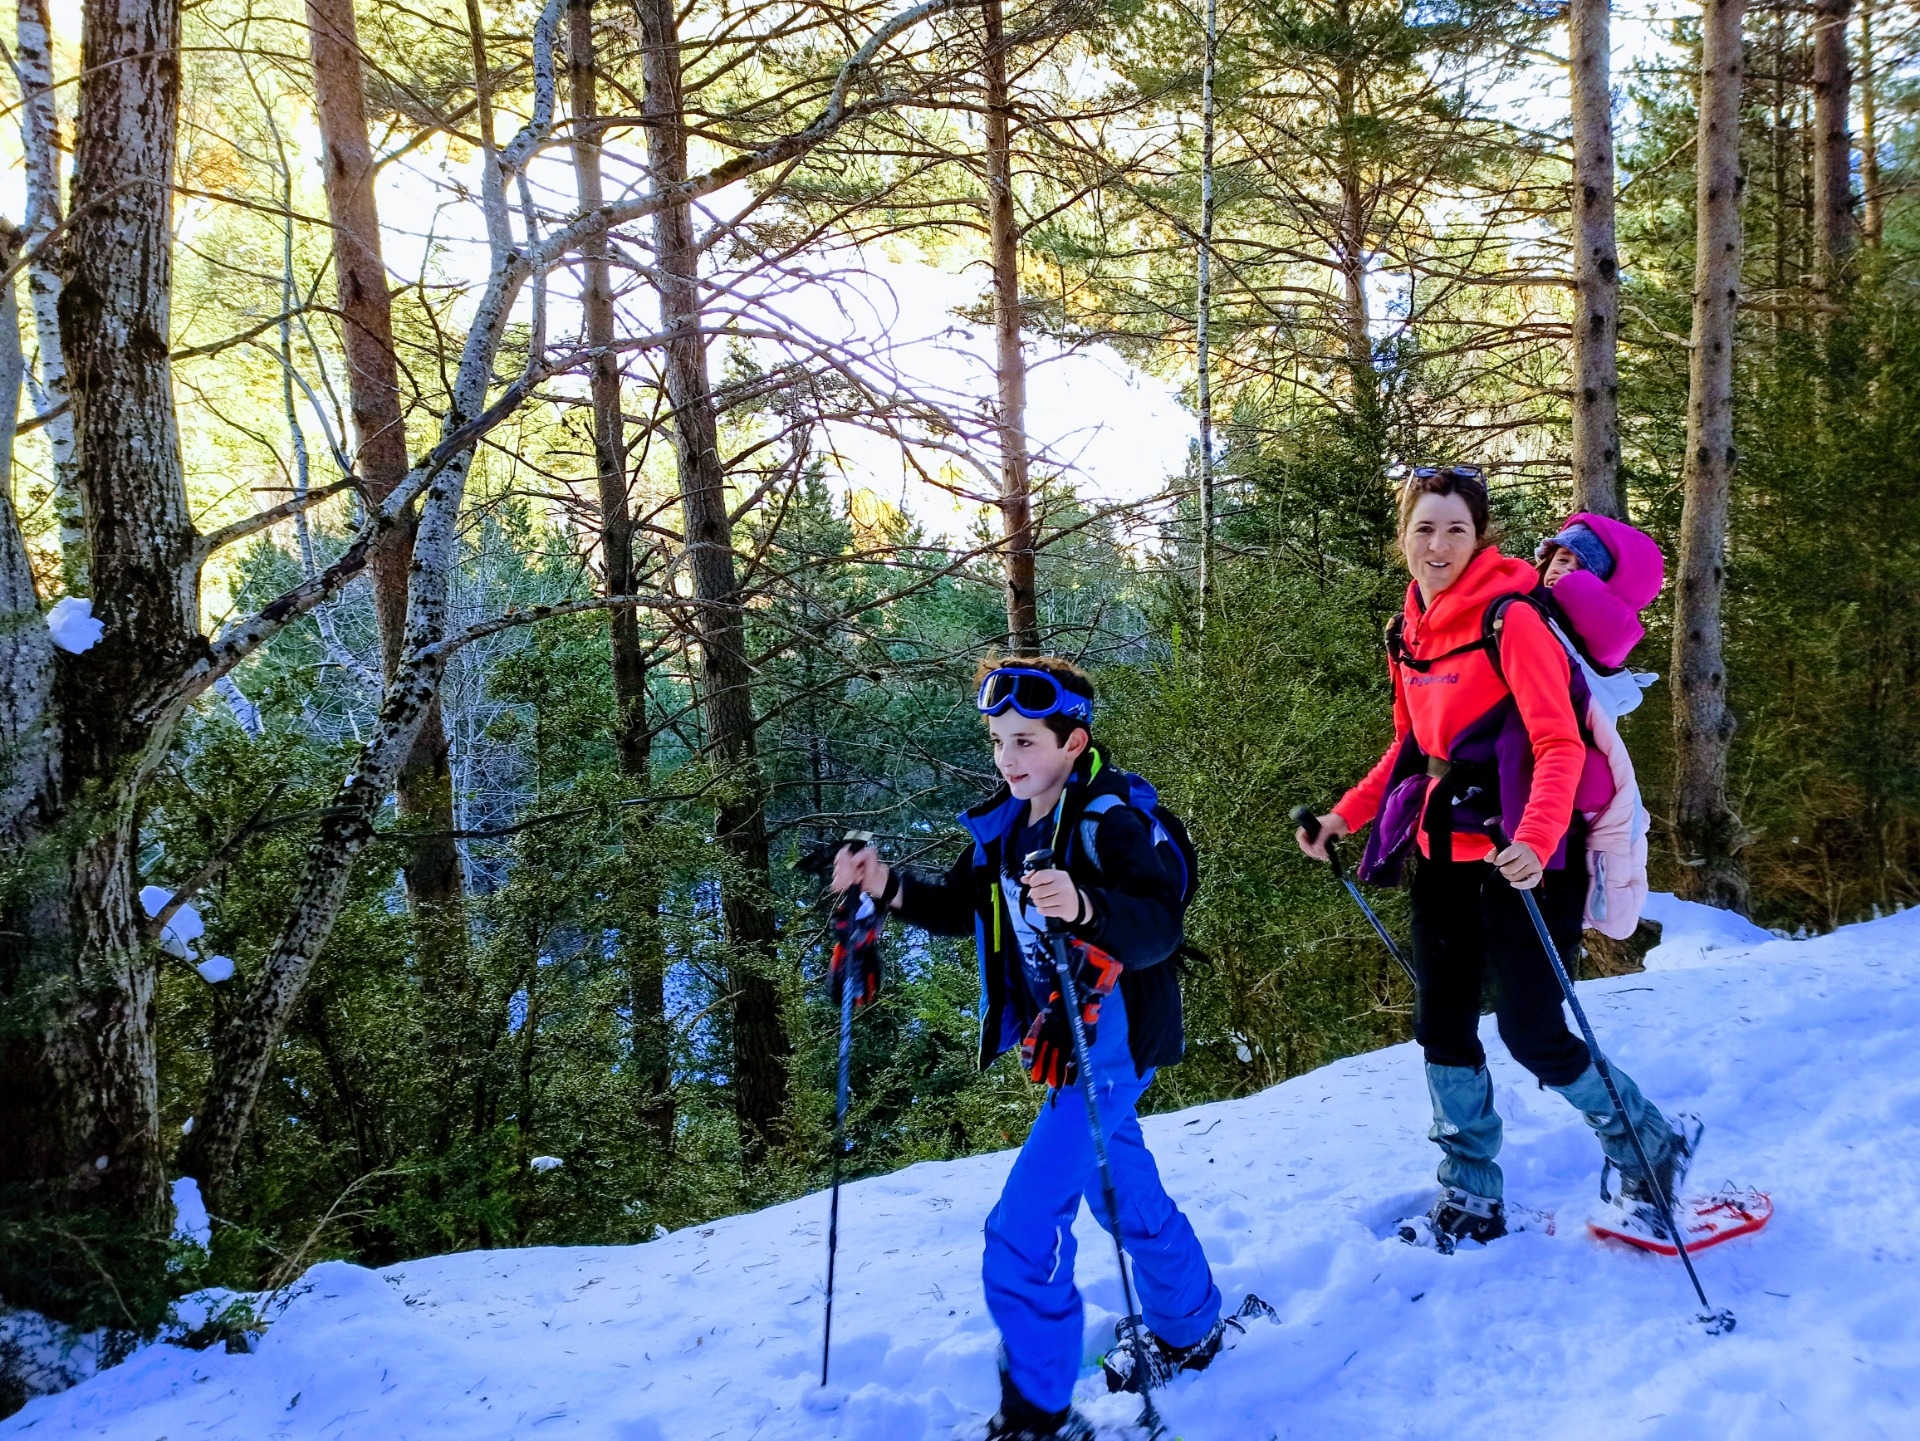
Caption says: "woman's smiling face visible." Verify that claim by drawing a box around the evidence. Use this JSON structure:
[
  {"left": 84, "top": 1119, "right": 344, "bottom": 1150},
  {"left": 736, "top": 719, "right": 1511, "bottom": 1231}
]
[{"left": 1401, "top": 490, "right": 1480, "bottom": 602}]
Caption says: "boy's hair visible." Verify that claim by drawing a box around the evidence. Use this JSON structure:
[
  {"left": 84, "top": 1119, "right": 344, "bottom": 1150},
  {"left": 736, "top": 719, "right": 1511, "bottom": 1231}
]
[{"left": 973, "top": 654, "right": 1096, "bottom": 746}]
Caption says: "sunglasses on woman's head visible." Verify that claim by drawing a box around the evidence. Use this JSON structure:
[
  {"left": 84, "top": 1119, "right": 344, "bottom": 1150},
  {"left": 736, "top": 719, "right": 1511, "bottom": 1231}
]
[{"left": 1405, "top": 464, "right": 1484, "bottom": 482}]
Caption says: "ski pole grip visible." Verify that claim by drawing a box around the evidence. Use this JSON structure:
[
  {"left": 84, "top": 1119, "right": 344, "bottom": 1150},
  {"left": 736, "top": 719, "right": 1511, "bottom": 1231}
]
[
  {"left": 1484, "top": 818, "right": 1515, "bottom": 853},
  {"left": 1290, "top": 805, "right": 1322, "bottom": 844},
  {"left": 1022, "top": 848, "right": 1070, "bottom": 937}
]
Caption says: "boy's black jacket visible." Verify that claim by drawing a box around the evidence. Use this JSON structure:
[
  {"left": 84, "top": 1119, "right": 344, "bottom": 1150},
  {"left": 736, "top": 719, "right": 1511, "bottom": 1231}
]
[{"left": 894, "top": 744, "right": 1185, "bottom": 1077}]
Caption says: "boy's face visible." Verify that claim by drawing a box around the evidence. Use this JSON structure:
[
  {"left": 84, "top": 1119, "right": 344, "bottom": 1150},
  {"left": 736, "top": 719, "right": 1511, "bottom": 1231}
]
[
  {"left": 988, "top": 711, "right": 1086, "bottom": 802},
  {"left": 1543, "top": 545, "right": 1581, "bottom": 587}
]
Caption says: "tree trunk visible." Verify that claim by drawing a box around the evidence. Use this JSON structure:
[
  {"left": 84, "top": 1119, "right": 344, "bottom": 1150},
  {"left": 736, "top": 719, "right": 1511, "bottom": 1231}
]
[
  {"left": 568, "top": 0, "right": 647, "bottom": 780},
  {"left": 1811, "top": 0, "right": 1855, "bottom": 283},
  {"left": 15, "top": 0, "right": 82, "bottom": 593},
  {"left": 1333, "top": 50, "right": 1376, "bottom": 422},
  {"left": 569, "top": 0, "right": 672, "bottom": 1151},
  {"left": 1568, "top": 0, "right": 1623, "bottom": 520},
  {"left": 1, "top": 0, "right": 191, "bottom": 1326},
  {"left": 0, "top": 225, "right": 53, "bottom": 859},
  {"left": 1671, "top": 0, "right": 1749, "bottom": 915},
  {"left": 637, "top": 0, "right": 788, "bottom": 1161},
  {"left": 1858, "top": 0, "right": 1881, "bottom": 247},
  {"left": 983, "top": 0, "right": 1037, "bottom": 654},
  {"left": 1196, "top": 0, "right": 1217, "bottom": 622},
  {"left": 305, "top": 0, "right": 464, "bottom": 916}
]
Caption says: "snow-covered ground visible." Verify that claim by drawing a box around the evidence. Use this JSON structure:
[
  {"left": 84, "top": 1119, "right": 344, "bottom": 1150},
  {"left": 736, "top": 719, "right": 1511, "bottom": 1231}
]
[{"left": 10, "top": 897, "right": 1920, "bottom": 1440}]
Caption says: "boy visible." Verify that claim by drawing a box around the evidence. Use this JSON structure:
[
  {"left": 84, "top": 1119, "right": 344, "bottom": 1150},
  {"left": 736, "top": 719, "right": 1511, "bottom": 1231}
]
[{"left": 831, "top": 657, "right": 1225, "bottom": 1441}]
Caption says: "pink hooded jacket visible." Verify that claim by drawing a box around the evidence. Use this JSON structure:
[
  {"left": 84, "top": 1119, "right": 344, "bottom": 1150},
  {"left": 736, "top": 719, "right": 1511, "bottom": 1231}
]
[{"left": 1544, "top": 511, "right": 1665, "bottom": 670}]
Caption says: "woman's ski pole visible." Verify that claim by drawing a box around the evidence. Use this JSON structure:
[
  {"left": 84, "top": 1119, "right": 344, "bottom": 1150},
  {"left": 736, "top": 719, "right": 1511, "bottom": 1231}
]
[
  {"left": 821, "top": 831, "right": 871, "bottom": 1386},
  {"left": 1290, "top": 806, "right": 1416, "bottom": 986},
  {"left": 1025, "top": 847, "right": 1166, "bottom": 1440},
  {"left": 1482, "top": 818, "right": 1734, "bottom": 1336}
]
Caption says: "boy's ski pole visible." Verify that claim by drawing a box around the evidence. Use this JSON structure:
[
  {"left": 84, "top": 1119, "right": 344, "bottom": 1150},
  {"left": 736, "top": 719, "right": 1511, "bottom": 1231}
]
[
  {"left": 821, "top": 831, "right": 872, "bottom": 1387},
  {"left": 1482, "top": 818, "right": 1734, "bottom": 1336},
  {"left": 1290, "top": 805, "right": 1416, "bottom": 986},
  {"left": 1024, "top": 848, "right": 1166, "bottom": 1440}
]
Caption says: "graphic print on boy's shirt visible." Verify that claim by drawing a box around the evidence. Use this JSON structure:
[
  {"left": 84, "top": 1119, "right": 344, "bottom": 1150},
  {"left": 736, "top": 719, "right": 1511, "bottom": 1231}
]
[{"left": 1000, "top": 813, "right": 1061, "bottom": 1008}]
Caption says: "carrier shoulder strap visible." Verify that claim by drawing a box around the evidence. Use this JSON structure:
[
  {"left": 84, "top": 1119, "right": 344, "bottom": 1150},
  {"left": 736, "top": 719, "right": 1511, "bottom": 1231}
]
[
  {"left": 1386, "top": 610, "right": 1493, "bottom": 674},
  {"left": 1479, "top": 591, "right": 1544, "bottom": 686},
  {"left": 1481, "top": 589, "right": 1615, "bottom": 684}
]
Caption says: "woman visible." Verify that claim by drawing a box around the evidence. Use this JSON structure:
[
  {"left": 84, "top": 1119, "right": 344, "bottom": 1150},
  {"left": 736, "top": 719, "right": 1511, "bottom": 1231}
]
[{"left": 1298, "top": 465, "right": 1694, "bottom": 1249}]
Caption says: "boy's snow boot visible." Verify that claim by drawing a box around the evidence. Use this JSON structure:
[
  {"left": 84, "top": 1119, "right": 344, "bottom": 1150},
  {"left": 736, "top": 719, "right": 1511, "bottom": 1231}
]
[
  {"left": 1398, "top": 1186, "right": 1507, "bottom": 1254},
  {"left": 986, "top": 1364, "right": 1094, "bottom": 1441},
  {"left": 1604, "top": 1113, "right": 1704, "bottom": 1240},
  {"left": 1101, "top": 1295, "right": 1278, "bottom": 1394}
]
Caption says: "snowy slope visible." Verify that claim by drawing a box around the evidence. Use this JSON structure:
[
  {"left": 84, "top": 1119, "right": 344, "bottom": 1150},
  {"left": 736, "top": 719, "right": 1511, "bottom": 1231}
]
[{"left": 10, "top": 898, "right": 1920, "bottom": 1441}]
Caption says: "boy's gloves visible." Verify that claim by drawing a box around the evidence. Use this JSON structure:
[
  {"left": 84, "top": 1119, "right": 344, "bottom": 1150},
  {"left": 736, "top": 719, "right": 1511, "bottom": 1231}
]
[
  {"left": 1020, "top": 939, "right": 1123, "bottom": 1087},
  {"left": 830, "top": 895, "right": 885, "bottom": 1009},
  {"left": 1022, "top": 1002, "right": 1076, "bottom": 1088}
]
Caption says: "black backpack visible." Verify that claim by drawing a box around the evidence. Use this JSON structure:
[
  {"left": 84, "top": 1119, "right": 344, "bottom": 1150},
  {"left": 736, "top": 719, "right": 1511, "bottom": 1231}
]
[{"left": 1075, "top": 771, "right": 1200, "bottom": 917}]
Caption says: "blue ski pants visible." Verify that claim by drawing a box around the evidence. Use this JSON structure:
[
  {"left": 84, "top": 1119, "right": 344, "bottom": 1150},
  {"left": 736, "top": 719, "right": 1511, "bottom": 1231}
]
[{"left": 983, "top": 987, "right": 1222, "bottom": 1414}]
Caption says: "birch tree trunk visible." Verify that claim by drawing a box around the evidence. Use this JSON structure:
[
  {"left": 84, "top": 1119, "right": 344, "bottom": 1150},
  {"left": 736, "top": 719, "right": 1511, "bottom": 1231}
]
[
  {"left": 1671, "top": 0, "right": 1749, "bottom": 914},
  {"left": 984, "top": 0, "right": 1038, "bottom": 655},
  {"left": 15, "top": 0, "right": 82, "bottom": 592},
  {"left": 1568, "top": 0, "right": 1623, "bottom": 519},
  {"left": 636, "top": 0, "right": 789, "bottom": 1159},
  {"left": 1811, "top": 0, "right": 1855, "bottom": 283},
  {"left": 570, "top": 0, "right": 672, "bottom": 1150},
  {"left": 0, "top": 225, "right": 54, "bottom": 862},
  {"left": 304, "top": 0, "right": 465, "bottom": 915}
]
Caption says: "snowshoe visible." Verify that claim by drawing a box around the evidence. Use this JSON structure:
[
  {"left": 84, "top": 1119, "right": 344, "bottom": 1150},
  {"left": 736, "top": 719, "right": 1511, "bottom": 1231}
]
[
  {"left": 1397, "top": 1186, "right": 1507, "bottom": 1254},
  {"left": 1588, "top": 1185, "right": 1773, "bottom": 1256},
  {"left": 987, "top": 1363, "right": 1095, "bottom": 1441},
  {"left": 1101, "top": 1294, "right": 1278, "bottom": 1395},
  {"left": 1599, "top": 1112, "right": 1705, "bottom": 1240}
]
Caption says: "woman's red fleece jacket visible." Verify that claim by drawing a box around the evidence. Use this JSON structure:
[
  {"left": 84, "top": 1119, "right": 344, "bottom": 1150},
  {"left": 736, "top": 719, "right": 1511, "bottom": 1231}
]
[{"left": 1334, "top": 547, "right": 1585, "bottom": 864}]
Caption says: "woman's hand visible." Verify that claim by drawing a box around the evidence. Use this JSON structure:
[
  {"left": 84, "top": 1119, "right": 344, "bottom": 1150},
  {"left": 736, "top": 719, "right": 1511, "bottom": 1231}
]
[
  {"left": 1493, "top": 839, "right": 1544, "bottom": 890},
  {"left": 831, "top": 844, "right": 894, "bottom": 903},
  {"left": 1021, "top": 867, "right": 1087, "bottom": 923},
  {"left": 1296, "top": 812, "right": 1349, "bottom": 861}
]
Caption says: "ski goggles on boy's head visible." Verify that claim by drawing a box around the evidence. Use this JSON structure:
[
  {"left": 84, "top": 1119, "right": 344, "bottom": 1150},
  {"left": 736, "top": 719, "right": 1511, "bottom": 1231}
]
[{"left": 976, "top": 667, "right": 1094, "bottom": 724}]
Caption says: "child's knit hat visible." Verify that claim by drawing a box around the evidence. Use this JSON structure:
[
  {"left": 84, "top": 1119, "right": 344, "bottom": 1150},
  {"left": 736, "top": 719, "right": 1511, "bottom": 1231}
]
[{"left": 1536, "top": 521, "right": 1615, "bottom": 581}]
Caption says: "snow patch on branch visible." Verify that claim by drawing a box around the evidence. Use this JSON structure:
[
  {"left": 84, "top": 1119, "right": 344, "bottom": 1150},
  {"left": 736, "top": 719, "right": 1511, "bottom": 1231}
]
[
  {"left": 140, "top": 886, "right": 232, "bottom": 980},
  {"left": 45, "top": 595, "right": 102, "bottom": 653},
  {"left": 171, "top": 1177, "right": 211, "bottom": 1249}
]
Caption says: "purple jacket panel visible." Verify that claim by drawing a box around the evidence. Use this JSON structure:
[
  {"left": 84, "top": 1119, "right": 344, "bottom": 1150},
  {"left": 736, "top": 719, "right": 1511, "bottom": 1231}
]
[{"left": 1356, "top": 661, "right": 1592, "bottom": 886}]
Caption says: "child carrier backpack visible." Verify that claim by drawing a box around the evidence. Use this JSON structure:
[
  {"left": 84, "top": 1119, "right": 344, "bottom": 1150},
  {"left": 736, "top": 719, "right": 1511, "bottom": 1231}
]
[{"left": 1486, "top": 591, "right": 1652, "bottom": 941}]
